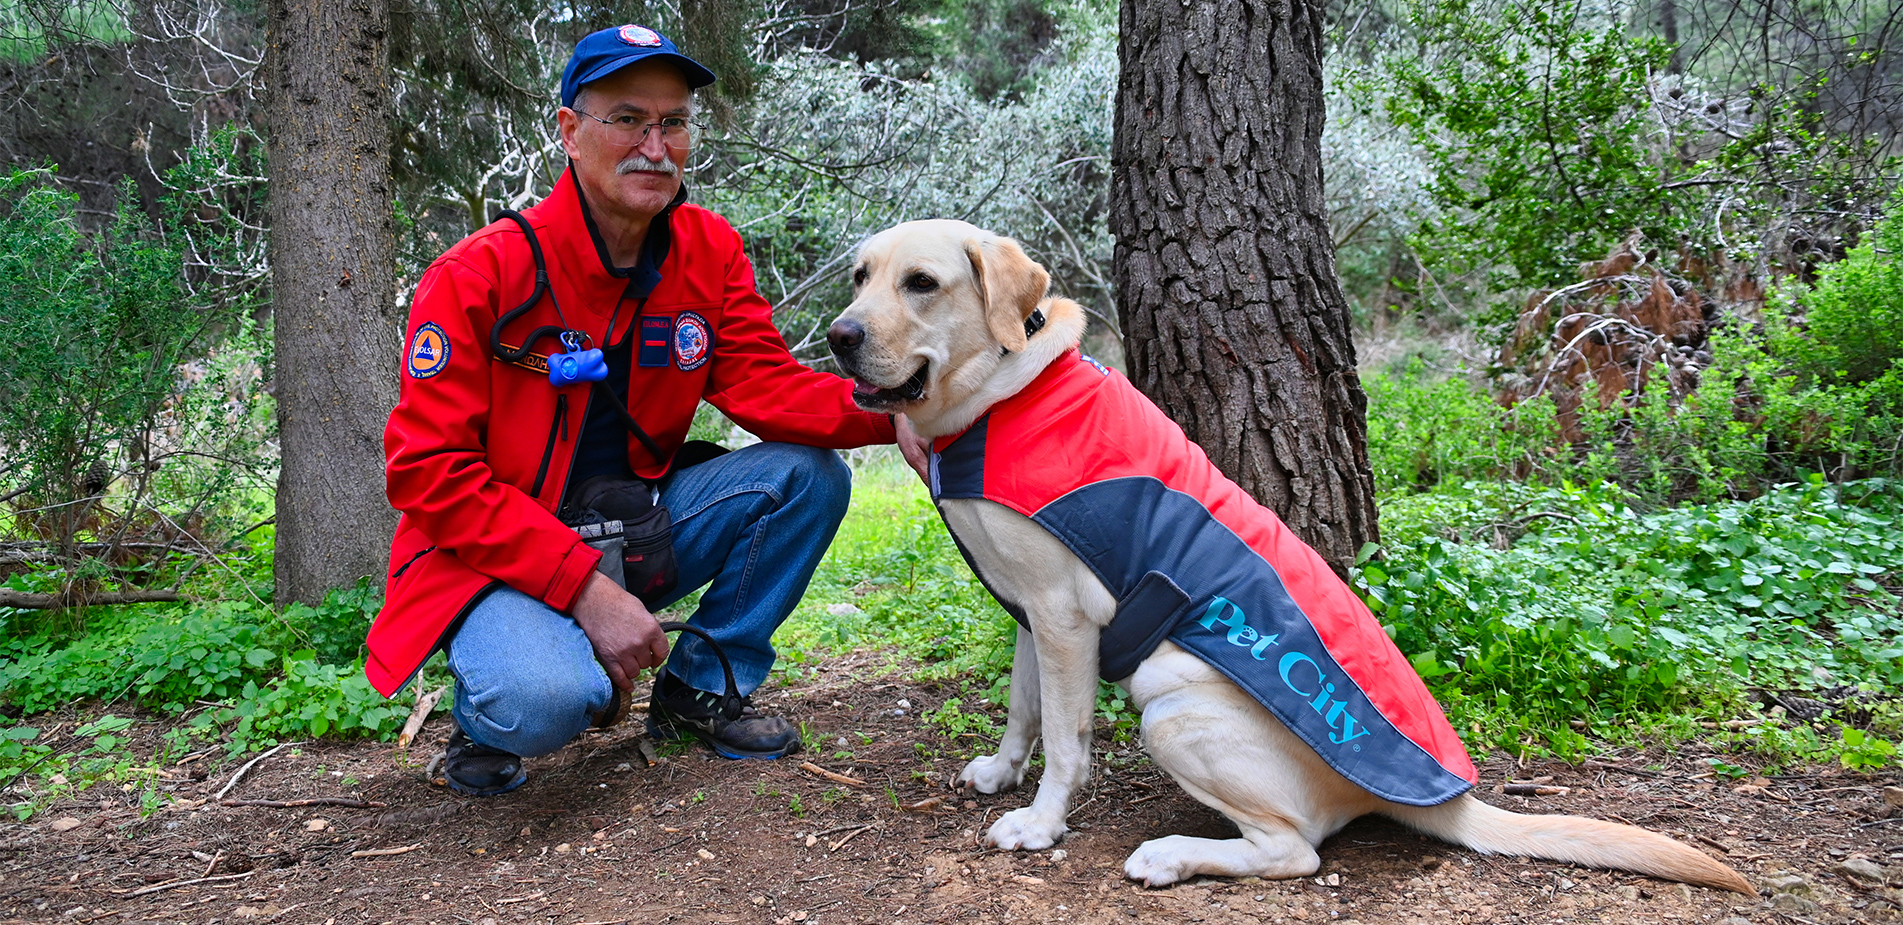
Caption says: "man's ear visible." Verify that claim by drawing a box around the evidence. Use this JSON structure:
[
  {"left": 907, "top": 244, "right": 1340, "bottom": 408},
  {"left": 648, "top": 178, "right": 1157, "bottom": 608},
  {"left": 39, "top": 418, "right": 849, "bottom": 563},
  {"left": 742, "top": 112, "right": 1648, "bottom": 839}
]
[{"left": 964, "top": 235, "right": 1049, "bottom": 354}]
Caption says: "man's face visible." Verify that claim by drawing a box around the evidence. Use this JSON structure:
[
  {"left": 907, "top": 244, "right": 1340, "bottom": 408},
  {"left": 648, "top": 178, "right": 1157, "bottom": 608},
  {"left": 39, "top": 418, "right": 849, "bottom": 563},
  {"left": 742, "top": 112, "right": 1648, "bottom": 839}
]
[{"left": 557, "top": 60, "right": 693, "bottom": 229}]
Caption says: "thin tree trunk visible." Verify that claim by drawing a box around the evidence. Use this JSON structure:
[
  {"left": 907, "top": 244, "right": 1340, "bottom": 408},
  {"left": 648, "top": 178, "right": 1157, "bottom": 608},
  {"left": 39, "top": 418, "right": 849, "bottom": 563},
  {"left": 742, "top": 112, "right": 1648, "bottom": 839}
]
[
  {"left": 1110, "top": 0, "right": 1379, "bottom": 574},
  {"left": 265, "top": 0, "right": 401, "bottom": 605}
]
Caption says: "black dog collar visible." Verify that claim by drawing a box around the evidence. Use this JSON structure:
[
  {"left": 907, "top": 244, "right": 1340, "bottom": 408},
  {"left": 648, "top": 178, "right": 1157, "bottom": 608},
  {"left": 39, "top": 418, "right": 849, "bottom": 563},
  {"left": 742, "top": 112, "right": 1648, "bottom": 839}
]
[{"left": 1001, "top": 308, "right": 1047, "bottom": 357}]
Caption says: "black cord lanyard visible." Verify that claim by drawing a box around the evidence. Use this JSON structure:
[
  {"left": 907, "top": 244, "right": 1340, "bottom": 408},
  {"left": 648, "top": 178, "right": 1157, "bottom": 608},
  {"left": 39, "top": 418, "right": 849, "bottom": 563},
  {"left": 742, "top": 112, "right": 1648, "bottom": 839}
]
[{"left": 488, "top": 209, "right": 667, "bottom": 466}]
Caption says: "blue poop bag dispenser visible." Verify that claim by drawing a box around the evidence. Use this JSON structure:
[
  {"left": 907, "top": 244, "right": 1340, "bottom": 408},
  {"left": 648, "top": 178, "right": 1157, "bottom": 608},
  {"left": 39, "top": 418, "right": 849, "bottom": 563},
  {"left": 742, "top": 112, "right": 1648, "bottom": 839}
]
[{"left": 548, "top": 330, "right": 607, "bottom": 387}]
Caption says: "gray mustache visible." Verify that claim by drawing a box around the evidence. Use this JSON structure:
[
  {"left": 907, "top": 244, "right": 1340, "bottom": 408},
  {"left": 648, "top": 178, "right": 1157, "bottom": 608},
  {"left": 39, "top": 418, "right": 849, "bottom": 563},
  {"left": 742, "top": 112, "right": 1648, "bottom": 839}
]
[{"left": 616, "top": 155, "right": 679, "bottom": 177}]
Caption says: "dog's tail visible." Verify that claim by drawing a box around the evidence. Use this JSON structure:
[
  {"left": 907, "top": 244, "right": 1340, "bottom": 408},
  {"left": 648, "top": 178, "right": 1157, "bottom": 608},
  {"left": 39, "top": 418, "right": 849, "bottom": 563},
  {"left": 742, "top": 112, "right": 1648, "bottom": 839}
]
[{"left": 1383, "top": 795, "right": 1757, "bottom": 895}]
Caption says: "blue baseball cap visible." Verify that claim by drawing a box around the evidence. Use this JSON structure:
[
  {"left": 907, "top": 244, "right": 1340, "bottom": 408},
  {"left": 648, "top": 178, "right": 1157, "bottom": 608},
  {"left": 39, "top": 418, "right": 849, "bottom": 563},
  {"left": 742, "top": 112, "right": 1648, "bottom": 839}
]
[{"left": 560, "top": 25, "right": 717, "bottom": 108}]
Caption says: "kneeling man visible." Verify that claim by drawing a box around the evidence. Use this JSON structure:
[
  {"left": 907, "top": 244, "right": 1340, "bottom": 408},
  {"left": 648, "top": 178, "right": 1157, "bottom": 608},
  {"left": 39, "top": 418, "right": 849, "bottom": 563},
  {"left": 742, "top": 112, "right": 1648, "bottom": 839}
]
[{"left": 365, "top": 24, "right": 916, "bottom": 794}]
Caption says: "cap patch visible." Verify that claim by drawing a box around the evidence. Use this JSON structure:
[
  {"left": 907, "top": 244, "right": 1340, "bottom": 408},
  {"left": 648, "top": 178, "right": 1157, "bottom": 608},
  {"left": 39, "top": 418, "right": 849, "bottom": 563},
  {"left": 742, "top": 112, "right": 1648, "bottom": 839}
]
[
  {"left": 618, "top": 24, "right": 662, "bottom": 46},
  {"left": 408, "top": 322, "right": 450, "bottom": 379},
  {"left": 674, "top": 311, "right": 711, "bottom": 371}
]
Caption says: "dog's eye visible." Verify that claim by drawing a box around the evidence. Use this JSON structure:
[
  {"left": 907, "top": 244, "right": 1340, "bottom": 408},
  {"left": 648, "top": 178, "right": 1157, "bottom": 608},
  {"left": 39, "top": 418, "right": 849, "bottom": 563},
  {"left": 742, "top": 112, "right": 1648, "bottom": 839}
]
[
  {"left": 904, "top": 272, "right": 938, "bottom": 293},
  {"left": 852, "top": 266, "right": 868, "bottom": 287}
]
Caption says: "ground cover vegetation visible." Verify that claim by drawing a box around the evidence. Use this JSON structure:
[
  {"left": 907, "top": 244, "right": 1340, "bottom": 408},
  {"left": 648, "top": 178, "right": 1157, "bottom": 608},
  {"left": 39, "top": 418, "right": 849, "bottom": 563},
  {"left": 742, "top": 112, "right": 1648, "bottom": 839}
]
[{"left": 0, "top": 0, "right": 1899, "bottom": 820}]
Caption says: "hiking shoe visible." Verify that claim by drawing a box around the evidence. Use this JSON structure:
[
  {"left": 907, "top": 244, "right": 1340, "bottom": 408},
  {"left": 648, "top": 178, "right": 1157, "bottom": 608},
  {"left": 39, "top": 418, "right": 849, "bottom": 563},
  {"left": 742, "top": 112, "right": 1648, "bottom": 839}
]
[
  {"left": 443, "top": 726, "right": 527, "bottom": 796},
  {"left": 647, "top": 672, "right": 801, "bottom": 760}
]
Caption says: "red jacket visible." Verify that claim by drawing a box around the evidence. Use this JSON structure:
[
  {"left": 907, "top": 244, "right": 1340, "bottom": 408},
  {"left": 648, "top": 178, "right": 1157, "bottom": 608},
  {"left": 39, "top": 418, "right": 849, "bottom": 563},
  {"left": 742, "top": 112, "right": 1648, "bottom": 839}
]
[
  {"left": 931, "top": 349, "right": 1475, "bottom": 805},
  {"left": 366, "top": 170, "right": 893, "bottom": 696}
]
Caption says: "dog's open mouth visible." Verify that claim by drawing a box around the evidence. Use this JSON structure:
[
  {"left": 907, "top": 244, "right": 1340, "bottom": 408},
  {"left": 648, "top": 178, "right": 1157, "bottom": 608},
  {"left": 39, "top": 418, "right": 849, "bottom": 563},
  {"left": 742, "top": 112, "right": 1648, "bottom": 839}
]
[{"left": 850, "top": 362, "right": 928, "bottom": 409}]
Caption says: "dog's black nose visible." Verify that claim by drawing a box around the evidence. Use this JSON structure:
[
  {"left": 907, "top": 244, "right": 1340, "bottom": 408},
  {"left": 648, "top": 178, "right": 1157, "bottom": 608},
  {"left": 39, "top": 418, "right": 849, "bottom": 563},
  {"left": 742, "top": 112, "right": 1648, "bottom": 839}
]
[{"left": 827, "top": 318, "right": 865, "bottom": 355}]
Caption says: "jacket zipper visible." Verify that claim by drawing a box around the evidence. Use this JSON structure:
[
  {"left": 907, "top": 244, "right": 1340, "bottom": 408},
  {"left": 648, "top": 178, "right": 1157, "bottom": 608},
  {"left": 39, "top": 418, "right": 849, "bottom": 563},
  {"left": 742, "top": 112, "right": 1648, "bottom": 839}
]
[
  {"left": 390, "top": 545, "right": 437, "bottom": 580},
  {"left": 530, "top": 393, "right": 569, "bottom": 499}
]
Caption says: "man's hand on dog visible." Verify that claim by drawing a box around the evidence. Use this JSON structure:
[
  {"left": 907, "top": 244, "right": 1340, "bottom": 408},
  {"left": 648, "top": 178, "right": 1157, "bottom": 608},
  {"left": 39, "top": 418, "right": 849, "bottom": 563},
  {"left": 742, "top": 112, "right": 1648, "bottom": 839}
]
[
  {"left": 572, "top": 571, "right": 670, "bottom": 690},
  {"left": 896, "top": 414, "right": 930, "bottom": 481}
]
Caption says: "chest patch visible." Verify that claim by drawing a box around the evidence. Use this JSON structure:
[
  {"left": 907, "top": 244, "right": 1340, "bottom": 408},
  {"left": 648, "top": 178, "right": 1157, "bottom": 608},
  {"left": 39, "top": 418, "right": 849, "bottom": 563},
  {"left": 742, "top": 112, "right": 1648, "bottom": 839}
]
[
  {"left": 674, "top": 311, "right": 711, "bottom": 371},
  {"left": 407, "top": 322, "right": 450, "bottom": 379}
]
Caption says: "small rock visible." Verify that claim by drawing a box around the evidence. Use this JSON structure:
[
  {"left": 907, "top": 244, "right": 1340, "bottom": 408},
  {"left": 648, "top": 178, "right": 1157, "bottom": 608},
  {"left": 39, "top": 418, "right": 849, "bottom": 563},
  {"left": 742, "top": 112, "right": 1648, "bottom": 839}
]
[
  {"left": 554, "top": 843, "right": 572, "bottom": 854},
  {"left": 697, "top": 848, "right": 715, "bottom": 860},
  {"left": 1769, "top": 892, "right": 1817, "bottom": 914},
  {"left": 1325, "top": 873, "right": 1341, "bottom": 886},
  {"left": 1421, "top": 856, "right": 1444, "bottom": 871},
  {"left": 1718, "top": 917, "right": 1753, "bottom": 925},
  {"left": 1884, "top": 785, "right": 1903, "bottom": 809},
  {"left": 1672, "top": 883, "right": 1693, "bottom": 901},
  {"left": 613, "top": 762, "right": 631, "bottom": 772},
  {"left": 1050, "top": 849, "right": 1067, "bottom": 862},
  {"left": 48, "top": 818, "right": 82, "bottom": 833},
  {"left": 897, "top": 699, "right": 911, "bottom": 709},
  {"left": 304, "top": 818, "right": 328, "bottom": 832},
  {"left": 804, "top": 835, "right": 818, "bottom": 847},
  {"left": 826, "top": 603, "right": 863, "bottom": 617},
  {"left": 1614, "top": 885, "right": 1641, "bottom": 901},
  {"left": 1763, "top": 873, "right": 1811, "bottom": 895},
  {"left": 1836, "top": 857, "right": 1886, "bottom": 882}
]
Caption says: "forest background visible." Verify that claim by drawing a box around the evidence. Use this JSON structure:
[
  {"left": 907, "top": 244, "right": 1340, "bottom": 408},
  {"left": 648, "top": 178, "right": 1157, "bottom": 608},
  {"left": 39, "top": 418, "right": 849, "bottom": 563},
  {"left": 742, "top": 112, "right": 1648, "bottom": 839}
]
[{"left": 0, "top": 0, "right": 1901, "bottom": 816}]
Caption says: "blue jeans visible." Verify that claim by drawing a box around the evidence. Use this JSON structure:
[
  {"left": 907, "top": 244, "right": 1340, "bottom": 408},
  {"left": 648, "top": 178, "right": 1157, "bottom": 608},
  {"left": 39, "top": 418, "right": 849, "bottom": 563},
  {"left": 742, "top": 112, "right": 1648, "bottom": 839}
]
[{"left": 445, "top": 442, "right": 851, "bottom": 757}]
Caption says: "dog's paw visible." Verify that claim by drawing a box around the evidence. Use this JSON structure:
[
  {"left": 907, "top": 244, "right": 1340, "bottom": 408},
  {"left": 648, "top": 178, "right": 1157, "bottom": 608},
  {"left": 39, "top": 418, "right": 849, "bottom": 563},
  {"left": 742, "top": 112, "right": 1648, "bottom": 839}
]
[
  {"left": 1123, "top": 836, "right": 1197, "bottom": 888},
  {"left": 984, "top": 807, "right": 1066, "bottom": 851},
  {"left": 952, "top": 754, "right": 1024, "bottom": 794}
]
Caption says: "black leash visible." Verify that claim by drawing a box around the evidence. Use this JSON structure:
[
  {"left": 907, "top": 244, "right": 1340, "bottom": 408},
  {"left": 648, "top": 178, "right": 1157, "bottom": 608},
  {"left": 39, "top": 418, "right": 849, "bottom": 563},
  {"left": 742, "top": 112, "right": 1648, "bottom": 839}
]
[{"left": 656, "top": 621, "right": 744, "bottom": 721}]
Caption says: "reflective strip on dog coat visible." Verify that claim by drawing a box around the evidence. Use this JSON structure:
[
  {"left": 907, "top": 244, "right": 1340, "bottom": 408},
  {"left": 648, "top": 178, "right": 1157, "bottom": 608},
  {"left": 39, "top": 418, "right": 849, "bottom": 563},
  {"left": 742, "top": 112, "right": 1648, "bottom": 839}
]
[{"left": 929, "top": 349, "right": 1477, "bottom": 807}]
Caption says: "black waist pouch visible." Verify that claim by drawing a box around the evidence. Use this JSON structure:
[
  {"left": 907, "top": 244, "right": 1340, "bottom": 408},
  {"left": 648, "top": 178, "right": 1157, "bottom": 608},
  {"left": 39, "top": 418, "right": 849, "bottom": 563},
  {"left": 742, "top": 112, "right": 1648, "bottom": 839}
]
[{"left": 563, "top": 475, "right": 678, "bottom": 606}]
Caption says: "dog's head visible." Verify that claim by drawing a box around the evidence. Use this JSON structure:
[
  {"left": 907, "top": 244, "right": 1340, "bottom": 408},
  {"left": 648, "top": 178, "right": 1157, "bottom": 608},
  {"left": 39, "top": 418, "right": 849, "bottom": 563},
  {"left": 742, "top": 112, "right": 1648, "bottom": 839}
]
[{"left": 827, "top": 219, "right": 1050, "bottom": 423}]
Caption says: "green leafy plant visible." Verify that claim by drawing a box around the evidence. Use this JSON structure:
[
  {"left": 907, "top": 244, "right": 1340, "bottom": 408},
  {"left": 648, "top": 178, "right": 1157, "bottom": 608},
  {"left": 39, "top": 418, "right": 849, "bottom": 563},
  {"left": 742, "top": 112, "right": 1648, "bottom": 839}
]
[
  {"left": 1839, "top": 726, "right": 1899, "bottom": 770},
  {"left": 1359, "top": 477, "right": 1902, "bottom": 755}
]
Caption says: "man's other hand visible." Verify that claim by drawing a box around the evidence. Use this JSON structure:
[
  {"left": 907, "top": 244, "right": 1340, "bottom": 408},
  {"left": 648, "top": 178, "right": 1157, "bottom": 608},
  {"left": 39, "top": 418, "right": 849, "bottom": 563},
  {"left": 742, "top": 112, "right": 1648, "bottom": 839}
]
[
  {"left": 571, "top": 571, "right": 669, "bottom": 690},
  {"left": 896, "top": 414, "right": 930, "bottom": 482}
]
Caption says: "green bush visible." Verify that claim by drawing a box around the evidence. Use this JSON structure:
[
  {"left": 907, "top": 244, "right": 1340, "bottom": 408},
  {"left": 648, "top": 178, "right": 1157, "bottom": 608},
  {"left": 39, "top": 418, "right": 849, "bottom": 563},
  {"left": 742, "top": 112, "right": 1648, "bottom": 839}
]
[
  {"left": 1363, "top": 358, "right": 1560, "bottom": 492},
  {"left": 1359, "top": 477, "right": 1903, "bottom": 755},
  {"left": 1775, "top": 187, "right": 1903, "bottom": 387}
]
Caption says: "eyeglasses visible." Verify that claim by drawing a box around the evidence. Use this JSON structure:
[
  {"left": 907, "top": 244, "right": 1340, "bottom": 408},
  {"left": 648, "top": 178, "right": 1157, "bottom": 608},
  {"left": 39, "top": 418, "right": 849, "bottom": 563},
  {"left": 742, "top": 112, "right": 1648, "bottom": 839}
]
[{"left": 572, "top": 109, "right": 698, "bottom": 150}]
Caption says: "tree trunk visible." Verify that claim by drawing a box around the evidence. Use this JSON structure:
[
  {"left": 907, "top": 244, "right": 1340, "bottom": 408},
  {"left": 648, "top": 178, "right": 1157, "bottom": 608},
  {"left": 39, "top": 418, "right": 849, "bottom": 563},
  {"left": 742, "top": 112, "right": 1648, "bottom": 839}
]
[
  {"left": 1110, "top": 0, "right": 1379, "bottom": 574},
  {"left": 265, "top": 0, "right": 401, "bottom": 605}
]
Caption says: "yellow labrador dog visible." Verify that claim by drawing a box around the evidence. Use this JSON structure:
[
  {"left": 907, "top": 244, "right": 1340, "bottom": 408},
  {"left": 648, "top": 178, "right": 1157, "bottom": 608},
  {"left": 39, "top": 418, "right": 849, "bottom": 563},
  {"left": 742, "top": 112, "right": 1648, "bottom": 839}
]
[{"left": 826, "top": 219, "right": 1753, "bottom": 895}]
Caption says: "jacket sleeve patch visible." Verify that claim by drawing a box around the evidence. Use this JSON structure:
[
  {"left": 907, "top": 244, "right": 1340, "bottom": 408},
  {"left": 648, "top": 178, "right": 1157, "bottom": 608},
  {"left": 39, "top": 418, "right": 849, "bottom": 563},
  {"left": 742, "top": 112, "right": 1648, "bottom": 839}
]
[
  {"left": 407, "top": 322, "right": 451, "bottom": 379},
  {"left": 673, "top": 311, "right": 711, "bottom": 371}
]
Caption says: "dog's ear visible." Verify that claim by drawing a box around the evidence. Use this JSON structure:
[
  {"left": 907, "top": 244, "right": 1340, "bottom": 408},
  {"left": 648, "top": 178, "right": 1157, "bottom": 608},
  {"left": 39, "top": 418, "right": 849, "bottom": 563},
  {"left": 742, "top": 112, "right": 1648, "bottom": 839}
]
[{"left": 965, "top": 235, "right": 1049, "bottom": 354}]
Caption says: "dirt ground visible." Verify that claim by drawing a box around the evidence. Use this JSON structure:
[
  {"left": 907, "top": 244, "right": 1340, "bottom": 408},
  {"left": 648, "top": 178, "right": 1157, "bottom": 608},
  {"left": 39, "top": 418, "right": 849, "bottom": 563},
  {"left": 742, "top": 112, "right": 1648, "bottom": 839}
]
[{"left": 8, "top": 650, "right": 1902, "bottom": 925}]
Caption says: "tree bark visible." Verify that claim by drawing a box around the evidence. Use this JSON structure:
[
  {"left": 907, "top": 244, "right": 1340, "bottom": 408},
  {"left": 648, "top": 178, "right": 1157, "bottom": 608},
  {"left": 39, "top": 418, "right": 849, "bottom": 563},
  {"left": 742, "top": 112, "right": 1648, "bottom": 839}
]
[
  {"left": 1110, "top": 0, "right": 1379, "bottom": 574},
  {"left": 265, "top": 0, "right": 401, "bottom": 605}
]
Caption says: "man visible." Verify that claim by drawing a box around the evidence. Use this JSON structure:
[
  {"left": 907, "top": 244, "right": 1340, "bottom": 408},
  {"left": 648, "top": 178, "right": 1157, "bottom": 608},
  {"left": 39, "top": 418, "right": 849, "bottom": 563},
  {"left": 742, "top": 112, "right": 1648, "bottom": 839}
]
[{"left": 366, "top": 24, "right": 922, "bottom": 795}]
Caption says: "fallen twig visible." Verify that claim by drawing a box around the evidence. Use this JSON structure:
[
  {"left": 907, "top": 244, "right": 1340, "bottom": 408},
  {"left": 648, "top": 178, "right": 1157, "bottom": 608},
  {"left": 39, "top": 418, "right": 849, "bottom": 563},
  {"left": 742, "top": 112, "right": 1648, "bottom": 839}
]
[
  {"left": 117, "top": 869, "right": 256, "bottom": 897},
  {"left": 496, "top": 890, "right": 545, "bottom": 905},
  {"left": 350, "top": 843, "right": 422, "bottom": 858},
  {"left": 215, "top": 742, "right": 291, "bottom": 800},
  {"left": 1692, "top": 833, "right": 1732, "bottom": 853},
  {"left": 0, "top": 589, "right": 183, "bottom": 609},
  {"left": 799, "top": 761, "right": 865, "bottom": 788},
  {"left": 396, "top": 686, "right": 446, "bottom": 750},
  {"left": 902, "top": 797, "right": 944, "bottom": 813},
  {"left": 829, "top": 821, "right": 881, "bottom": 851},
  {"left": 1502, "top": 783, "right": 1570, "bottom": 796},
  {"left": 222, "top": 797, "right": 385, "bottom": 809}
]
